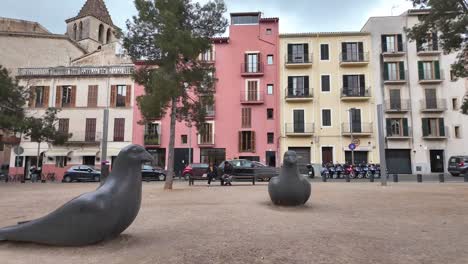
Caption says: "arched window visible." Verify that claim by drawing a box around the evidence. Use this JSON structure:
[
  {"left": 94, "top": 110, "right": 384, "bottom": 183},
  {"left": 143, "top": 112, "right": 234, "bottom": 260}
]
[
  {"left": 98, "top": 24, "right": 104, "bottom": 43},
  {"left": 73, "top": 23, "right": 77, "bottom": 40},
  {"left": 79, "top": 21, "right": 83, "bottom": 40},
  {"left": 106, "top": 28, "right": 112, "bottom": 44}
]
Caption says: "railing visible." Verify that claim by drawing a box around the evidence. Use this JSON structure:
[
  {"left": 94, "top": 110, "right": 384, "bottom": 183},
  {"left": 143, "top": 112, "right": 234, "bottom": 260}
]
[
  {"left": 387, "top": 127, "right": 412, "bottom": 138},
  {"left": 341, "top": 123, "right": 373, "bottom": 134},
  {"left": 285, "top": 88, "right": 313, "bottom": 99},
  {"left": 384, "top": 70, "right": 408, "bottom": 82},
  {"left": 420, "top": 99, "right": 447, "bottom": 111},
  {"left": 199, "top": 51, "right": 215, "bottom": 63},
  {"left": 340, "top": 52, "right": 370, "bottom": 63},
  {"left": 18, "top": 65, "right": 134, "bottom": 77},
  {"left": 423, "top": 126, "right": 448, "bottom": 139},
  {"left": 382, "top": 44, "right": 406, "bottom": 54},
  {"left": 385, "top": 100, "right": 411, "bottom": 112},
  {"left": 241, "top": 63, "right": 264, "bottom": 75},
  {"left": 417, "top": 43, "right": 440, "bottom": 53},
  {"left": 341, "top": 88, "right": 371, "bottom": 98},
  {"left": 205, "top": 107, "right": 215, "bottom": 118},
  {"left": 419, "top": 70, "right": 444, "bottom": 81},
  {"left": 66, "top": 132, "right": 102, "bottom": 143},
  {"left": 285, "top": 123, "right": 315, "bottom": 135},
  {"left": 199, "top": 133, "right": 214, "bottom": 145},
  {"left": 285, "top": 53, "right": 313, "bottom": 64},
  {"left": 144, "top": 134, "right": 161, "bottom": 146},
  {"left": 240, "top": 90, "right": 264, "bottom": 104}
]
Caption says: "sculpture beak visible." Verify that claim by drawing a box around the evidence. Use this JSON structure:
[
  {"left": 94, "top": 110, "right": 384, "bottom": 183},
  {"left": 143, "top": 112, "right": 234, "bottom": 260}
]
[{"left": 141, "top": 151, "right": 154, "bottom": 162}]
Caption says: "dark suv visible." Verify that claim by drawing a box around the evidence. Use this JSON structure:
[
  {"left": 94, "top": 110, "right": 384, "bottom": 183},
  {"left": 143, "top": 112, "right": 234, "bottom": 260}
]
[
  {"left": 448, "top": 156, "right": 468, "bottom": 176},
  {"left": 62, "top": 165, "right": 101, "bottom": 183},
  {"left": 142, "top": 165, "right": 166, "bottom": 181}
]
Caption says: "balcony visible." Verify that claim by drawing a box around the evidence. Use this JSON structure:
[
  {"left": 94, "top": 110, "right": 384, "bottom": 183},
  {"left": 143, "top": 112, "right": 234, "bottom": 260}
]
[
  {"left": 205, "top": 107, "right": 215, "bottom": 119},
  {"left": 18, "top": 65, "right": 134, "bottom": 77},
  {"left": 422, "top": 126, "right": 448, "bottom": 140},
  {"left": 340, "top": 52, "right": 369, "bottom": 67},
  {"left": 341, "top": 123, "right": 373, "bottom": 137},
  {"left": 420, "top": 99, "right": 447, "bottom": 113},
  {"left": 240, "top": 90, "right": 264, "bottom": 105},
  {"left": 387, "top": 127, "right": 412, "bottom": 140},
  {"left": 384, "top": 71, "right": 408, "bottom": 85},
  {"left": 285, "top": 123, "right": 315, "bottom": 136},
  {"left": 340, "top": 88, "right": 371, "bottom": 101},
  {"left": 419, "top": 70, "right": 444, "bottom": 84},
  {"left": 241, "top": 63, "right": 264, "bottom": 77},
  {"left": 285, "top": 88, "right": 313, "bottom": 102},
  {"left": 382, "top": 47, "right": 406, "bottom": 57},
  {"left": 285, "top": 53, "right": 313, "bottom": 68},
  {"left": 417, "top": 46, "right": 441, "bottom": 56},
  {"left": 144, "top": 134, "right": 161, "bottom": 146},
  {"left": 65, "top": 132, "right": 102, "bottom": 145},
  {"left": 385, "top": 100, "right": 411, "bottom": 113},
  {"left": 199, "top": 51, "right": 215, "bottom": 64}
]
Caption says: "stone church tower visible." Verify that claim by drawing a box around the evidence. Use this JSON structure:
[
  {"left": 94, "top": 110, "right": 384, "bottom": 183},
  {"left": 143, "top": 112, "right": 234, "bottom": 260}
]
[{"left": 65, "top": 0, "right": 117, "bottom": 53}]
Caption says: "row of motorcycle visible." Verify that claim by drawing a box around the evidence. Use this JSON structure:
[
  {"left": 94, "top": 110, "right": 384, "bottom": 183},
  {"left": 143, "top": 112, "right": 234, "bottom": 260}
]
[{"left": 313, "top": 163, "right": 382, "bottom": 179}]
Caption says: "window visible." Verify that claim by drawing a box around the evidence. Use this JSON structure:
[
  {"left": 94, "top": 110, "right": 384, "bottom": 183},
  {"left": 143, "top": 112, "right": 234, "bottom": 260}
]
[
  {"left": 61, "top": 86, "right": 73, "bottom": 107},
  {"left": 320, "top": 44, "right": 329, "bottom": 60},
  {"left": 55, "top": 157, "right": 67, "bottom": 168},
  {"left": 267, "top": 84, "right": 273, "bottom": 95},
  {"left": 287, "top": 76, "right": 310, "bottom": 97},
  {"left": 106, "top": 28, "right": 112, "bottom": 44},
  {"left": 266, "top": 28, "right": 272, "bottom": 35},
  {"left": 114, "top": 118, "right": 125, "bottom": 142},
  {"left": 145, "top": 123, "right": 160, "bottom": 145},
  {"left": 199, "top": 123, "right": 213, "bottom": 144},
  {"left": 244, "top": 53, "right": 260, "bottom": 73},
  {"left": 293, "top": 109, "right": 305, "bottom": 133},
  {"left": 418, "top": 61, "right": 440, "bottom": 80},
  {"left": 386, "top": 118, "right": 409, "bottom": 137},
  {"left": 451, "top": 98, "right": 459, "bottom": 110},
  {"left": 245, "top": 80, "right": 259, "bottom": 102},
  {"left": 73, "top": 24, "right": 77, "bottom": 40},
  {"left": 267, "top": 133, "right": 274, "bottom": 144},
  {"left": 33, "top": 86, "right": 46, "bottom": 108},
  {"left": 422, "top": 118, "right": 445, "bottom": 137},
  {"left": 267, "top": 108, "right": 274, "bottom": 120},
  {"left": 322, "top": 109, "right": 331, "bottom": 127},
  {"left": 341, "top": 42, "right": 364, "bottom": 62},
  {"left": 450, "top": 70, "right": 458, "bottom": 81},
  {"left": 384, "top": 62, "right": 405, "bottom": 81},
  {"left": 98, "top": 24, "right": 104, "bottom": 43},
  {"left": 267, "top": 55, "right": 274, "bottom": 65},
  {"left": 181, "top": 135, "right": 188, "bottom": 144},
  {"left": 424, "top": 89, "right": 438, "bottom": 109},
  {"left": 88, "top": 85, "right": 98, "bottom": 107},
  {"left": 239, "top": 131, "right": 255, "bottom": 152},
  {"left": 389, "top": 89, "right": 402, "bottom": 110},
  {"left": 242, "top": 108, "right": 252, "bottom": 128},
  {"left": 79, "top": 22, "right": 83, "bottom": 40},
  {"left": 382, "top": 34, "right": 403, "bottom": 52},
  {"left": 58, "top": 119, "right": 69, "bottom": 135},
  {"left": 232, "top": 15, "right": 259, "bottom": 25},
  {"left": 454, "top": 126, "right": 461, "bottom": 138},
  {"left": 85, "top": 118, "right": 97, "bottom": 142},
  {"left": 287, "top": 44, "right": 309, "bottom": 63},
  {"left": 417, "top": 32, "right": 438, "bottom": 52},
  {"left": 116, "top": 85, "right": 127, "bottom": 107},
  {"left": 321, "top": 75, "right": 330, "bottom": 92},
  {"left": 343, "top": 75, "right": 366, "bottom": 96}
]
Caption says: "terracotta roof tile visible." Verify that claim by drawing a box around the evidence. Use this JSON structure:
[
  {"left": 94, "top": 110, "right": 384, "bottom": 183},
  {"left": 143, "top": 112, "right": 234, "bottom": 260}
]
[{"left": 66, "top": 0, "right": 114, "bottom": 26}]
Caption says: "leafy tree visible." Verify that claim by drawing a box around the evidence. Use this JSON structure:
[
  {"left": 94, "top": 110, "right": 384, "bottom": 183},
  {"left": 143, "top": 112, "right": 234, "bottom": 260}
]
[
  {"left": 0, "top": 65, "right": 28, "bottom": 133},
  {"left": 24, "top": 108, "right": 71, "bottom": 168},
  {"left": 406, "top": 0, "right": 468, "bottom": 113},
  {"left": 124, "top": 0, "right": 228, "bottom": 189}
]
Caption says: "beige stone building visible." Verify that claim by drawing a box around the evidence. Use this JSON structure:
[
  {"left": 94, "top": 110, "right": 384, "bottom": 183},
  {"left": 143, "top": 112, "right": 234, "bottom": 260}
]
[{"left": 279, "top": 32, "right": 379, "bottom": 172}]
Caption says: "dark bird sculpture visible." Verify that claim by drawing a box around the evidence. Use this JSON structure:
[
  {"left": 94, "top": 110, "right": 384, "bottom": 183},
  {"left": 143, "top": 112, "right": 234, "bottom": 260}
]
[
  {"left": 268, "top": 151, "right": 311, "bottom": 206},
  {"left": 0, "top": 144, "right": 153, "bottom": 246}
]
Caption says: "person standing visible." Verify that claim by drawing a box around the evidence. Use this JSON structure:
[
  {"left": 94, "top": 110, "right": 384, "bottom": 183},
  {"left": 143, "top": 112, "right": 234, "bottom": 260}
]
[{"left": 207, "top": 162, "right": 217, "bottom": 185}]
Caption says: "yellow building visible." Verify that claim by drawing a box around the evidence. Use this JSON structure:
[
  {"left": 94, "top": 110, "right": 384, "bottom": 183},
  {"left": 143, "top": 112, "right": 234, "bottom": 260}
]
[{"left": 279, "top": 32, "right": 380, "bottom": 172}]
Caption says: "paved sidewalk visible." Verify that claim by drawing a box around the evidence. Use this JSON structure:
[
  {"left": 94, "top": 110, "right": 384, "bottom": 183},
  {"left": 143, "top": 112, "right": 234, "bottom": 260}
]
[{"left": 0, "top": 182, "right": 467, "bottom": 264}]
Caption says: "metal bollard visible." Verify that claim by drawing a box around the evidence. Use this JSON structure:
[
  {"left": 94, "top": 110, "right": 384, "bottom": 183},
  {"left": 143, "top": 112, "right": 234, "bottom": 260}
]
[
  {"left": 439, "top": 173, "right": 445, "bottom": 183},
  {"left": 322, "top": 174, "right": 327, "bottom": 182},
  {"left": 417, "top": 174, "right": 422, "bottom": 183},
  {"left": 369, "top": 174, "right": 374, "bottom": 182},
  {"left": 393, "top": 174, "right": 399, "bottom": 183},
  {"left": 345, "top": 174, "right": 350, "bottom": 182}
]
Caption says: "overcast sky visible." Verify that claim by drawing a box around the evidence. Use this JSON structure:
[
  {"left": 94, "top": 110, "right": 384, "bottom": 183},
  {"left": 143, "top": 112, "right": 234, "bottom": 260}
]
[{"left": 1, "top": 0, "right": 414, "bottom": 34}]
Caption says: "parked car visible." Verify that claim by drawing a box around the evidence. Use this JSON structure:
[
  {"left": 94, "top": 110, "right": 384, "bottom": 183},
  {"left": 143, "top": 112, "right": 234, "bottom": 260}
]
[
  {"left": 62, "top": 165, "right": 101, "bottom": 183},
  {"left": 182, "top": 163, "right": 210, "bottom": 181},
  {"left": 217, "top": 159, "right": 279, "bottom": 182},
  {"left": 142, "top": 165, "right": 166, "bottom": 181},
  {"left": 448, "top": 156, "right": 468, "bottom": 176}
]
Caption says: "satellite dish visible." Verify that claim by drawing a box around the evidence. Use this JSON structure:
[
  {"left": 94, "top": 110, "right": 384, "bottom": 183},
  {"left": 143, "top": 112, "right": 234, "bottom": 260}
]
[{"left": 13, "top": 146, "right": 24, "bottom": 155}]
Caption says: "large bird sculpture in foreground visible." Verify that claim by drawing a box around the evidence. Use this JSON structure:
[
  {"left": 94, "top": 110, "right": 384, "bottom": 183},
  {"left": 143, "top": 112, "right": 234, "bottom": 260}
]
[{"left": 0, "top": 144, "right": 153, "bottom": 246}]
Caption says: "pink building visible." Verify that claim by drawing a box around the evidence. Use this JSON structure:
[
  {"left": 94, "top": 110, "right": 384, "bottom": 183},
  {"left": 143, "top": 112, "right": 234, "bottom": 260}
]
[{"left": 133, "top": 12, "right": 280, "bottom": 176}]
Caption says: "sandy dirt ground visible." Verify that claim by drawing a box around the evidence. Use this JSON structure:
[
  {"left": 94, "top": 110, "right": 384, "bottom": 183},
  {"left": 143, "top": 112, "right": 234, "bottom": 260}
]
[{"left": 0, "top": 181, "right": 467, "bottom": 264}]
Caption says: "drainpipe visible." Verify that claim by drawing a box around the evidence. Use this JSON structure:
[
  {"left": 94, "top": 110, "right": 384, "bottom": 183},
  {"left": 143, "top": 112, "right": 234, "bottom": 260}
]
[{"left": 404, "top": 15, "right": 417, "bottom": 170}]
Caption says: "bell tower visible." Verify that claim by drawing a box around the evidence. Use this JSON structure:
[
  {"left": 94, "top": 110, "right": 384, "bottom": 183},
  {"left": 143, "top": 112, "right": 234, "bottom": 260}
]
[{"left": 65, "top": 0, "right": 117, "bottom": 52}]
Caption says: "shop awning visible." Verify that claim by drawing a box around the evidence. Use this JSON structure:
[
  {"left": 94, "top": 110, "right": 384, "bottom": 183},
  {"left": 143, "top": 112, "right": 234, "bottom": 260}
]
[
  {"left": 45, "top": 149, "right": 72, "bottom": 157},
  {"left": 96, "top": 149, "right": 122, "bottom": 158},
  {"left": 72, "top": 149, "right": 99, "bottom": 157}
]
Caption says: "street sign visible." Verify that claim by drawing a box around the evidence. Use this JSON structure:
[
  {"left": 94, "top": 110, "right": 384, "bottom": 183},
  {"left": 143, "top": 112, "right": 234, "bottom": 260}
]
[
  {"left": 13, "top": 146, "right": 24, "bottom": 155},
  {"left": 352, "top": 138, "right": 361, "bottom": 147},
  {"left": 349, "top": 143, "right": 356, "bottom": 150}
]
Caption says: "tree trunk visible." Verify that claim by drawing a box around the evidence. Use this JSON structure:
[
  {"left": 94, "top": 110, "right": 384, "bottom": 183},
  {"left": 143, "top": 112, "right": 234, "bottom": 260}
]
[
  {"left": 36, "top": 141, "right": 41, "bottom": 168},
  {"left": 164, "top": 97, "right": 178, "bottom": 190}
]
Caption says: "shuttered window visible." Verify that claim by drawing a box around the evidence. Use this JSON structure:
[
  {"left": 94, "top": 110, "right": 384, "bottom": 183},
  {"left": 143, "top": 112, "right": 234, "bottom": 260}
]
[
  {"left": 113, "top": 118, "right": 125, "bottom": 142},
  {"left": 58, "top": 119, "right": 69, "bottom": 134},
  {"left": 242, "top": 108, "right": 251, "bottom": 128},
  {"left": 246, "top": 81, "right": 258, "bottom": 101},
  {"left": 386, "top": 118, "right": 409, "bottom": 137},
  {"left": 238, "top": 131, "right": 255, "bottom": 152},
  {"left": 267, "top": 108, "right": 274, "bottom": 120},
  {"left": 85, "top": 118, "right": 97, "bottom": 142},
  {"left": 267, "top": 133, "right": 274, "bottom": 144},
  {"left": 321, "top": 75, "right": 330, "bottom": 92},
  {"left": 322, "top": 109, "right": 331, "bottom": 127},
  {"left": 200, "top": 123, "right": 213, "bottom": 144},
  {"left": 87, "top": 85, "right": 98, "bottom": 107},
  {"left": 320, "top": 44, "right": 329, "bottom": 60}
]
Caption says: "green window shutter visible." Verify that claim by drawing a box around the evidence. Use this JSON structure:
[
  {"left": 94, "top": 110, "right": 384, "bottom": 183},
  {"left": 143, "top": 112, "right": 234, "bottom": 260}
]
[
  {"left": 386, "top": 119, "right": 392, "bottom": 137},
  {"left": 422, "top": 118, "right": 429, "bottom": 137},
  {"left": 418, "top": 61, "right": 424, "bottom": 80},
  {"left": 403, "top": 118, "right": 409, "bottom": 136},
  {"left": 399, "top": 62, "right": 405, "bottom": 80},
  {"left": 383, "top": 63, "right": 389, "bottom": 81},
  {"left": 303, "top": 44, "right": 309, "bottom": 62},
  {"left": 434, "top": 61, "right": 440, "bottom": 80},
  {"left": 438, "top": 118, "right": 445, "bottom": 137},
  {"left": 381, "top": 35, "right": 387, "bottom": 52},
  {"left": 397, "top": 34, "right": 403, "bottom": 52}
]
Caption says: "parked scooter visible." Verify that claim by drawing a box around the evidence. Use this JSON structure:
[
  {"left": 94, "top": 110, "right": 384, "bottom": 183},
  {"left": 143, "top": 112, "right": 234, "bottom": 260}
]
[{"left": 306, "top": 164, "right": 315, "bottom": 178}]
